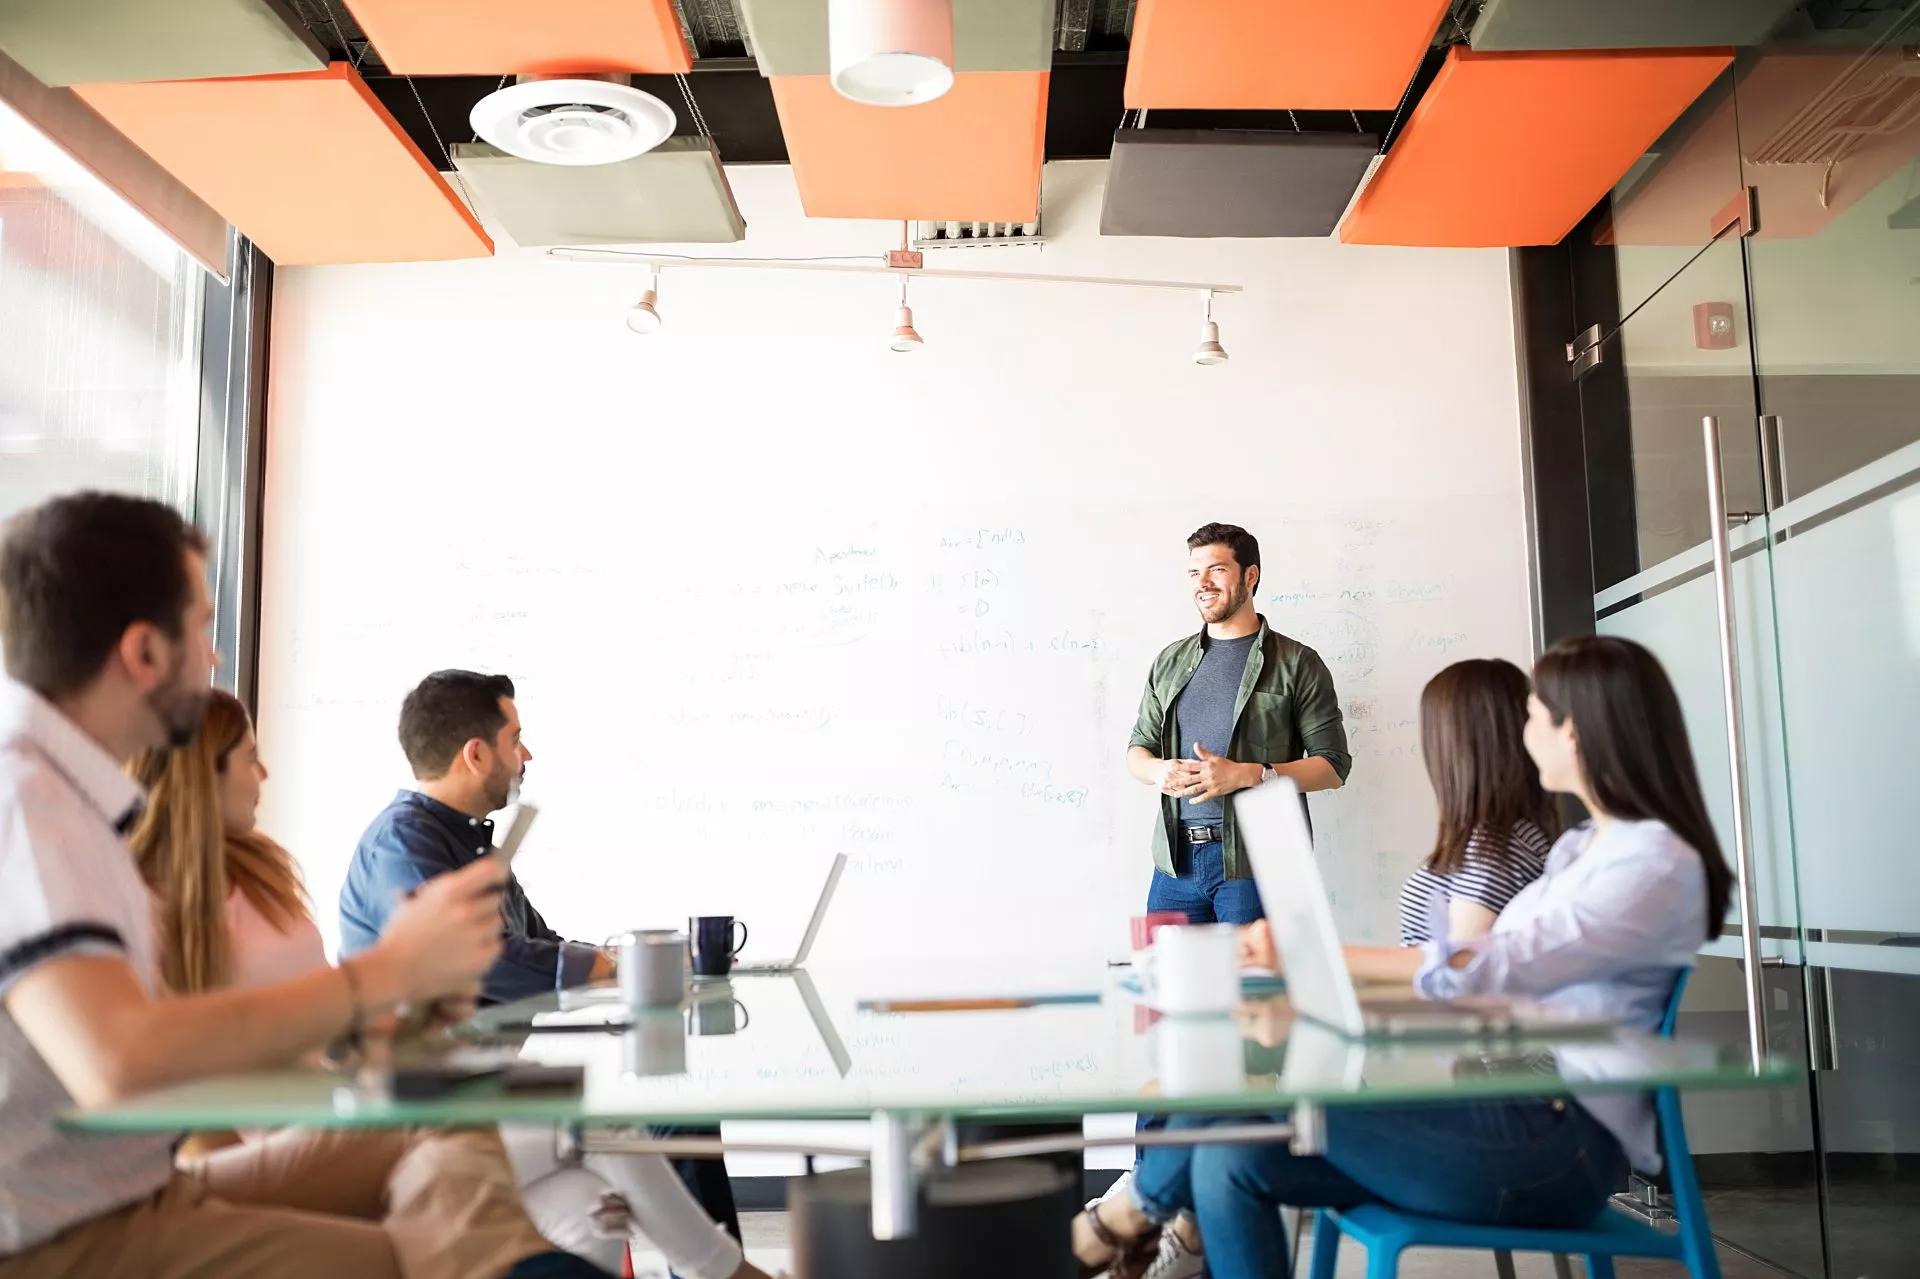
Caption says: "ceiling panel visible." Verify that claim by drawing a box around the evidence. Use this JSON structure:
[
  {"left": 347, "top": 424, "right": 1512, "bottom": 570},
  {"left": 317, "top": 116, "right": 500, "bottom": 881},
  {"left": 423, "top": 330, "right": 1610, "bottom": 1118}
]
[
  {"left": 341, "top": 0, "right": 691, "bottom": 75},
  {"left": 1124, "top": 0, "right": 1453, "bottom": 110},
  {"left": 0, "top": 0, "right": 325, "bottom": 87},
  {"left": 1339, "top": 47, "right": 1731, "bottom": 247},
  {"left": 1602, "top": 46, "right": 1920, "bottom": 244},
  {"left": 77, "top": 64, "right": 493, "bottom": 265},
  {"left": 736, "top": 0, "right": 1052, "bottom": 77},
  {"left": 1470, "top": 0, "right": 1799, "bottom": 51},
  {"left": 451, "top": 137, "right": 745, "bottom": 245},
  {"left": 1101, "top": 129, "right": 1379, "bottom": 237},
  {"left": 769, "top": 71, "right": 1047, "bottom": 221}
]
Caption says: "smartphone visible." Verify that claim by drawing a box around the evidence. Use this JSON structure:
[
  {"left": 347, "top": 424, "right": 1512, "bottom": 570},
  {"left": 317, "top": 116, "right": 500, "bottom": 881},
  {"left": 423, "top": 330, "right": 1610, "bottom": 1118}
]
[
  {"left": 492, "top": 801, "right": 538, "bottom": 868},
  {"left": 389, "top": 1061, "right": 508, "bottom": 1101},
  {"left": 502, "top": 1062, "right": 585, "bottom": 1095}
]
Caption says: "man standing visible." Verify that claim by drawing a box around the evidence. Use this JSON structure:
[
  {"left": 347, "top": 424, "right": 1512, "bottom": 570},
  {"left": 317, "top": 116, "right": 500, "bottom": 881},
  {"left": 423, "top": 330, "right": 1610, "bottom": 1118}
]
[
  {"left": 1127, "top": 522, "right": 1352, "bottom": 924},
  {"left": 338, "top": 671, "right": 741, "bottom": 1250}
]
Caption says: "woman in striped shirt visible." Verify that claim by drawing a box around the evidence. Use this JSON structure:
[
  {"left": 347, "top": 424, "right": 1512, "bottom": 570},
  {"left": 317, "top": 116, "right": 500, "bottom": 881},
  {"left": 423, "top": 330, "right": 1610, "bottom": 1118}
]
[{"left": 1334, "top": 657, "right": 1557, "bottom": 985}]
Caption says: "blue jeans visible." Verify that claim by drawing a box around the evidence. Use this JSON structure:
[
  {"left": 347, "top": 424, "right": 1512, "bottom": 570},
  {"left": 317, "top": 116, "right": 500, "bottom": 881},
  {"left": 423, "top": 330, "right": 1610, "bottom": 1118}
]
[
  {"left": 1145, "top": 837, "right": 1264, "bottom": 925},
  {"left": 1138, "top": 836, "right": 1265, "bottom": 1176},
  {"left": 1131, "top": 1102, "right": 1625, "bottom": 1279}
]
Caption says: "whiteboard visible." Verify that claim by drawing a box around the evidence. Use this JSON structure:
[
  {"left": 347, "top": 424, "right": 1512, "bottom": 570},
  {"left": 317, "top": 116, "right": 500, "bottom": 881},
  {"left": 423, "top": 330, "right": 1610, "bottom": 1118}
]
[
  {"left": 259, "top": 490, "right": 1524, "bottom": 959},
  {"left": 255, "top": 164, "right": 1534, "bottom": 964}
]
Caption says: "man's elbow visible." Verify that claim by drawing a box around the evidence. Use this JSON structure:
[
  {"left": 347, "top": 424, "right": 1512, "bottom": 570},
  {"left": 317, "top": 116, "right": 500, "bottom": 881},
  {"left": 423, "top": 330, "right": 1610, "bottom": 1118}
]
[{"left": 1313, "top": 755, "right": 1350, "bottom": 791}]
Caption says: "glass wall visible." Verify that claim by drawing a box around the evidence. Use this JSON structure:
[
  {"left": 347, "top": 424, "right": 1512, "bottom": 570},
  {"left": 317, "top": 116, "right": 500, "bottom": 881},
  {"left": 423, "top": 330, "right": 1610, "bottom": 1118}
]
[
  {"left": 1570, "top": 3, "right": 1920, "bottom": 1274},
  {"left": 0, "top": 95, "right": 205, "bottom": 523},
  {"left": 1738, "top": 9, "right": 1920, "bottom": 1279}
]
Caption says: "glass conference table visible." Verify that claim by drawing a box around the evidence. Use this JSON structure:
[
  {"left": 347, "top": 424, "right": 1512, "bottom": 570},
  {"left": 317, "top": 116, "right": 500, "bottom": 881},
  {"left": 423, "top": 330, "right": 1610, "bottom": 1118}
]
[{"left": 64, "top": 959, "right": 1792, "bottom": 1238}]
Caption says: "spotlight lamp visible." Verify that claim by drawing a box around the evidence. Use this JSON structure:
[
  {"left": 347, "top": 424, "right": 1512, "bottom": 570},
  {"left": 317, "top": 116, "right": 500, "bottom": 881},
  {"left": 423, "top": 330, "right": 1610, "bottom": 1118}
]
[
  {"left": 1194, "top": 290, "right": 1228, "bottom": 367},
  {"left": 889, "top": 276, "right": 924, "bottom": 352},
  {"left": 626, "top": 267, "right": 663, "bottom": 334}
]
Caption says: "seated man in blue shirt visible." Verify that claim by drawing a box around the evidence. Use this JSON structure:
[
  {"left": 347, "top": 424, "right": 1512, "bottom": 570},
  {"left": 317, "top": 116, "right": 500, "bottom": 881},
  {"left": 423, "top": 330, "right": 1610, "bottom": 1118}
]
[
  {"left": 339, "top": 669, "right": 608, "bottom": 1000},
  {"left": 340, "top": 669, "right": 739, "bottom": 1249}
]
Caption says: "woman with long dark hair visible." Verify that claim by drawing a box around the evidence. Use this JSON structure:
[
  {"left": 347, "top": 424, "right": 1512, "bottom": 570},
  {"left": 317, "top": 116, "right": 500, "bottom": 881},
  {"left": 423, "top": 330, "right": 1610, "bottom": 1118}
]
[
  {"left": 1074, "top": 637, "right": 1733, "bottom": 1279},
  {"left": 1238, "top": 657, "right": 1556, "bottom": 988}
]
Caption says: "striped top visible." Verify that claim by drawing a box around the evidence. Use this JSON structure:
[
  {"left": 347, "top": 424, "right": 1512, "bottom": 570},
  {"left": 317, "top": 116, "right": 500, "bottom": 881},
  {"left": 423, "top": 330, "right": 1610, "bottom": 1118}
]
[{"left": 1397, "top": 819, "right": 1551, "bottom": 945}]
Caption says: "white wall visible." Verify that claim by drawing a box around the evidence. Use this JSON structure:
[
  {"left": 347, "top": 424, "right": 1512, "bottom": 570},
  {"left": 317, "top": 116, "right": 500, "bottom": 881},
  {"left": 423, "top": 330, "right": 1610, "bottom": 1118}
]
[{"left": 256, "top": 160, "right": 1534, "bottom": 963}]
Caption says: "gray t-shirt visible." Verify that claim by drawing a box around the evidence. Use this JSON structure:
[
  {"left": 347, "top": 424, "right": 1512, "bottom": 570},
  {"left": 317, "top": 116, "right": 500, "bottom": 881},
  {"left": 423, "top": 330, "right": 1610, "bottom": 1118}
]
[
  {"left": 1172, "top": 632, "right": 1258, "bottom": 822},
  {"left": 0, "top": 681, "right": 175, "bottom": 1257}
]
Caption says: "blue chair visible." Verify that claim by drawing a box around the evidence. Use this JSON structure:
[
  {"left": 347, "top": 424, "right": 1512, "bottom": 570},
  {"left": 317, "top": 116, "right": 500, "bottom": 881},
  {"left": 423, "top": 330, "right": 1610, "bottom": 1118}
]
[{"left": 1306, "top": 971, "right": 1716, "bottom": 1279}]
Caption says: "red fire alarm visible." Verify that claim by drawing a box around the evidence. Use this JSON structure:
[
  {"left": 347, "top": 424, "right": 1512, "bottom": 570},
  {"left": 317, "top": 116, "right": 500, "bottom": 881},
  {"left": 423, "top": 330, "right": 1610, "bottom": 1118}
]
[{"left": 1694, "top": 301, "right": 1736, "bottom": 350}]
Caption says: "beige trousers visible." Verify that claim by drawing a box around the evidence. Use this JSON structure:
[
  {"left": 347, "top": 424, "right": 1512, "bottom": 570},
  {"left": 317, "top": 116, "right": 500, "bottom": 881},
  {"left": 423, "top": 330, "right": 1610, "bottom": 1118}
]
[{"left": 0, "top": 1127, "right": 557, "bottom": 1279}]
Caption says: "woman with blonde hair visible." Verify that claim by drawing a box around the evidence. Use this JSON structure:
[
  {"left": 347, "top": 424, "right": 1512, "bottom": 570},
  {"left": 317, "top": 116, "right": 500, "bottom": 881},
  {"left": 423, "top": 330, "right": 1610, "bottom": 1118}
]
[
  {"left": 129, "top": 690, "right": 316, "bottom": 998},
  {"left": 130, "top": 691, "right": 769, "bottom": 1279}
]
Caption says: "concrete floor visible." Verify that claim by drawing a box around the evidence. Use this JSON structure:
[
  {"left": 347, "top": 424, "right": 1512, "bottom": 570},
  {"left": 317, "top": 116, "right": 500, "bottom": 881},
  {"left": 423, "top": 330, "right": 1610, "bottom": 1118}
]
[{"left": 629, "top": 1211, "right": 1790, "bottom": 1278}]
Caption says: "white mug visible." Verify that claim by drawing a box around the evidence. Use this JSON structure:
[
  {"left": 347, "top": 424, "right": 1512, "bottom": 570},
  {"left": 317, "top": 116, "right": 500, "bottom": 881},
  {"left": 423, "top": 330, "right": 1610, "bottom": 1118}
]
[{"left": 1151, "top": 923, "right": 1239, "bottom": 1015}]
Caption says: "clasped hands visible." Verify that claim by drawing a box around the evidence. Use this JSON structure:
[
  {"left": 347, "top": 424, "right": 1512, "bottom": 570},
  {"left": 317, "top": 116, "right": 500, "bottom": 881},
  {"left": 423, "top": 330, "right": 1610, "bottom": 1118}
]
[{"left": 1159, "top": 742, "right": 1264, "bottom": 803}]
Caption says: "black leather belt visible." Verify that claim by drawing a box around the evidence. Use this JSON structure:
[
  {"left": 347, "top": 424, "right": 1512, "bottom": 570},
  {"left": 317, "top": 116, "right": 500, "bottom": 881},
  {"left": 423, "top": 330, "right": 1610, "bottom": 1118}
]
[{"left": 1183, "top": 824, "right": 1224, "bottom": 845}]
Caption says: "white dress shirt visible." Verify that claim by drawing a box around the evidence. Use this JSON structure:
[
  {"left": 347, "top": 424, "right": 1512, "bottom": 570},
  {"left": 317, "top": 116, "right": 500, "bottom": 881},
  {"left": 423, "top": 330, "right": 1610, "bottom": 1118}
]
[
  {"left": 1415, "top": 818, "right": 1709, "bottom": 1171},
  {"left": 0, "top": 678, "right": 175, "bottom": 1255}
]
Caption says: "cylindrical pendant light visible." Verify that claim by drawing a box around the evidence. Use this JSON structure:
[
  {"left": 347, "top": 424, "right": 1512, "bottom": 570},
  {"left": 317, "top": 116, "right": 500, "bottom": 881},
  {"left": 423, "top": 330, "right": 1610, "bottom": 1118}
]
[{"left": 829, "top": 0, "right": 956, "bottom": 107}]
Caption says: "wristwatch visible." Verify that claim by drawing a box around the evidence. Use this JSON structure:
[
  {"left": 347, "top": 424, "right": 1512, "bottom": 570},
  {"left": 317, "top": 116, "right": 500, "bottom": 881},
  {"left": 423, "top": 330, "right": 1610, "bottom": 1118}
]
[{"left": 1262, "top": 764, "right": 1282, "bottom": 784}]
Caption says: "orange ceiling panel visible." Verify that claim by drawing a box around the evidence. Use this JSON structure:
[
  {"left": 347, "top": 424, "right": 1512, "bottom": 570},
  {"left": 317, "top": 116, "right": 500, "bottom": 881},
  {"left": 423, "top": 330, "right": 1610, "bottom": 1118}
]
[
  {"left": 76, "top": 64, "right": 492, "bottom": 266},
  {"left": 1340, "top": 47, "right": 1731, "bottom": 248},
  {"left": 341, "top": 0, "right": 691, "bottom": 75},
  {"left": 1125, "top": 0, "right": 1452, "bottom": 110},
  {"left": 769, "top": 72, "right": 1046, "bottom": 221}
]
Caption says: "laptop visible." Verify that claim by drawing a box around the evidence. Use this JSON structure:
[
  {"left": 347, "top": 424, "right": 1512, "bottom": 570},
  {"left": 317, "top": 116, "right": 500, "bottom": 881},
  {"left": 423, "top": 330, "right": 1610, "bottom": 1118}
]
[
  {"left": 1238, "top": 779, "right": 1612, "bottom": 1040},
  {"left": 728, "top": 853, "right": 848, "bottom": 975}
]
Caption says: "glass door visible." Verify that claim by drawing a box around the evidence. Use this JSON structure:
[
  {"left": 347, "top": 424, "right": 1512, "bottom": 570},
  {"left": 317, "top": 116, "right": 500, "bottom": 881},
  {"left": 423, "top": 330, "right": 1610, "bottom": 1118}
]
[
  {"left": 1736, "top": 5, "right": 1920, "bottom": 1275},
  {"left": 1572, "top": 203, "right": 1826, "bottom": 1275}
]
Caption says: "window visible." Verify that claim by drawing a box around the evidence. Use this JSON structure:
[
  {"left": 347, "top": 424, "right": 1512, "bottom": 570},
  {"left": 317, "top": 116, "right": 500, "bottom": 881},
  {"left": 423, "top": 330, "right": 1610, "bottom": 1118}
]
[{"left": 0, "top": 95, "right": 205, "bottom": 524}]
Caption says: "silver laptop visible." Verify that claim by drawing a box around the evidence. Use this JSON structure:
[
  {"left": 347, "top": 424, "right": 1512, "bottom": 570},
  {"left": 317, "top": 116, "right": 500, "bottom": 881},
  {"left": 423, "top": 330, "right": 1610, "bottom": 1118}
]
[
  {"left": 1239, "top": 779, "right": 1612, "bottom": 1040},
  {"left": 730, "top": 853, "right": 847, "bottom": 975}
]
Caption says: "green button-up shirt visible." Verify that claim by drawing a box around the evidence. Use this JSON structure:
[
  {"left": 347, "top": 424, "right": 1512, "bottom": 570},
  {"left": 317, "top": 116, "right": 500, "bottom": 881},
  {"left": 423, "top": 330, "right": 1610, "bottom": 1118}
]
[{"left": 1129, "top": 617, "right": 1352, "bottom": 881}]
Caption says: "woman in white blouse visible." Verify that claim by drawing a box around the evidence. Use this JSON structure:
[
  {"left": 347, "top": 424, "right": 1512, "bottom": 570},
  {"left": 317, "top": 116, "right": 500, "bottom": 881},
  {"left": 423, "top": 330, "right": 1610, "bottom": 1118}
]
[
  {"left": 129, "top": 691, "right": 771, "bottom": 1279},
  {"left": 1073, "top": 636, "right": 1736, "bottom": 1279}
]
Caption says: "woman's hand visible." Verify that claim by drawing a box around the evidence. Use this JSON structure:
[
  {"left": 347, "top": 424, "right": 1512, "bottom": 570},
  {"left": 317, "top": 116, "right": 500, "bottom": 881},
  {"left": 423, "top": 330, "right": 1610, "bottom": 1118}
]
[{"left": 1236, "top": 919, "right": 1279, "bottom": 972}]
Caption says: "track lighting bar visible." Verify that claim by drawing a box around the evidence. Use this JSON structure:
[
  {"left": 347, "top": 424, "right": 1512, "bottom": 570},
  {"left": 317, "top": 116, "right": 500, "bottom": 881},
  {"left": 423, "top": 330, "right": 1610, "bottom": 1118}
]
[{"left": 548, "top": 246, "right": 1244, "bottom": 297}]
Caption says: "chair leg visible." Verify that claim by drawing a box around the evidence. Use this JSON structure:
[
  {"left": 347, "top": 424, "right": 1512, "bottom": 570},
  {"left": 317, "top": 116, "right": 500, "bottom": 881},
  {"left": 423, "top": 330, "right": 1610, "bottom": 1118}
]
[
  {"left": 1493, "top": 1250, "right": 1518, "bottom": 1279},
  {"left": 1677, "top": 1213, "right": 1722, "bottom": 1279},
  {"left": 1307, "top": 1211, "right": 1341, "bottom": 1279},
  {"left": 1584, "top": 1255, "right": 1616, "bottom": 1279},
  {"left": 1364, "top": 1244, "right": 1404, "bottom": 1279}
]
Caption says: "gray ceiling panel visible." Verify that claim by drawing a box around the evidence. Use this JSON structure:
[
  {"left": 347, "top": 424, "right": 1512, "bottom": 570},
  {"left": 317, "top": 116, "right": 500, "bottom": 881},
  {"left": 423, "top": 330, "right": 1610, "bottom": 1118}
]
[
  {"left": 1100, "top": 129, "right": 1379, "bottom": 238},
  {"left": 1470, "top": 0, "right": 1801, "bottom": 50},
  {"left": 0, "top": 0, "right": 327, "bottom": 86}
]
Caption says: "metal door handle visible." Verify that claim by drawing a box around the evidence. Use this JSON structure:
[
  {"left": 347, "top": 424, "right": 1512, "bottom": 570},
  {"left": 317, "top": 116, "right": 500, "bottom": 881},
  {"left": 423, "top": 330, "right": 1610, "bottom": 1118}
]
[{"left": 1703, "top": 415, "right": 1769, "bottom": 1071}]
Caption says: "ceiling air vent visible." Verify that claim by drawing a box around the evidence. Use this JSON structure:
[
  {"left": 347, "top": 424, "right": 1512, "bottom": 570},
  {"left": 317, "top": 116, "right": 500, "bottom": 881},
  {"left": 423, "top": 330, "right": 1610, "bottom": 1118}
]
[
  {"left": 469, "top": 75, "right": 676, "bottom": 166},
  {"left": 912, "top": 218, "right": 1045, "bottom": 249}
]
